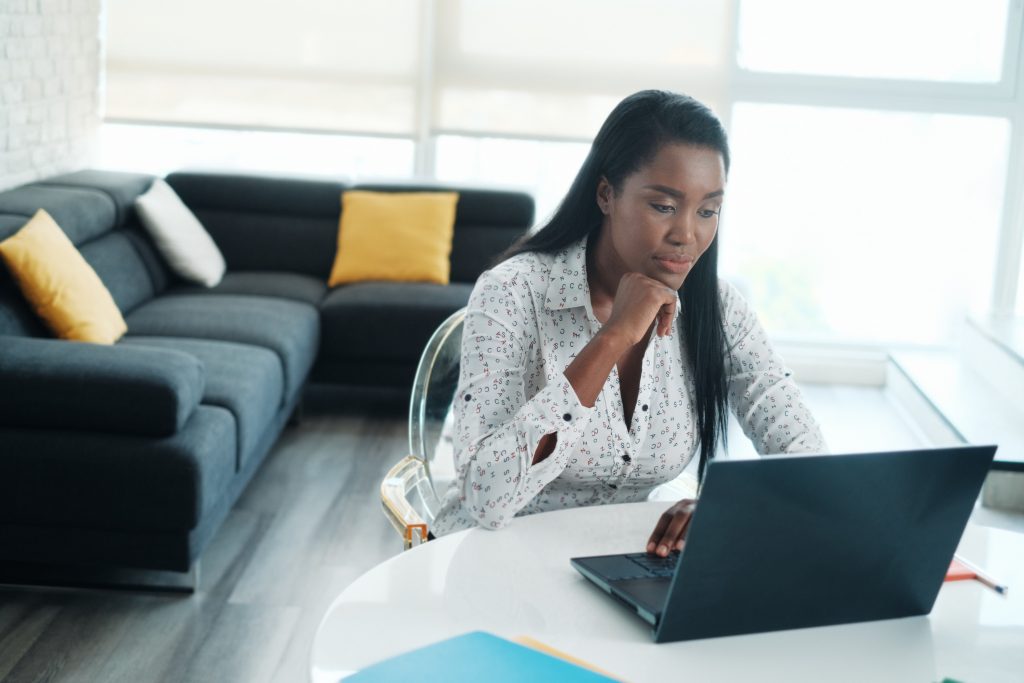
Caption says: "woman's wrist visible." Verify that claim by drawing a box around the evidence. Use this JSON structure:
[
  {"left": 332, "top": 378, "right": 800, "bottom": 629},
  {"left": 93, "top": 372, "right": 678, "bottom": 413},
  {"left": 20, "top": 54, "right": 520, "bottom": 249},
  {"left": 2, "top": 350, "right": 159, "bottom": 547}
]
[{"left": 593, "top": 324, "right": 632, "bottom": 358}]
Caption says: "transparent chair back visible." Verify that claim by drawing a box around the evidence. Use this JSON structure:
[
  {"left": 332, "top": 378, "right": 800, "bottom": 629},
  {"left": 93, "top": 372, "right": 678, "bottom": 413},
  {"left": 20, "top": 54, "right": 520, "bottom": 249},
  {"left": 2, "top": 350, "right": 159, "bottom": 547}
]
[
  {"left": 380, "top": 308, "right": 465, "bottom": 548},
  {"left": 409, "top": 308, "right": 465, "bottom": 510}
]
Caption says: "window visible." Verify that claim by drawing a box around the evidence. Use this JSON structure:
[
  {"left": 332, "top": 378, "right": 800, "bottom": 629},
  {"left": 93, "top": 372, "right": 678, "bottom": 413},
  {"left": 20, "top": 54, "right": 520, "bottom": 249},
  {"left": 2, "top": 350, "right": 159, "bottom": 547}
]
[
  {"left": 722, "top": 104, "right": 1010, "bottom": 344},
  {"left": 101, "top": 1, "right": 1024, "bottom": 341},
  {"left": 434, "top": 135, "right": 590, "bottom": 224},
  {"left": 737, "top": 0, "right": 1012, "bottom": 83}
]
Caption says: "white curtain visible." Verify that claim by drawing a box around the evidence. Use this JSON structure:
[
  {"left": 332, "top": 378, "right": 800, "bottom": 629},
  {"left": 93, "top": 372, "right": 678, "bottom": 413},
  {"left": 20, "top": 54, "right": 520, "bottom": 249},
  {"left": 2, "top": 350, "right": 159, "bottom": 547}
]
[
  {"left": 104, "top": 0, "right": 732, "bottom": 140},
  {"left": 104, "top": 0, "right": 422, "bottom": 134}
]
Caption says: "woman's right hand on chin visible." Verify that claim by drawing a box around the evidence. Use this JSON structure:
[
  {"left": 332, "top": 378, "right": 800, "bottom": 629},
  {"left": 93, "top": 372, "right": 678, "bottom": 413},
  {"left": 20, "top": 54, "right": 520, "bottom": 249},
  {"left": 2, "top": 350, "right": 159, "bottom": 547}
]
[{"left": 603, "top": 272, "right": 678, "bottom": 345}]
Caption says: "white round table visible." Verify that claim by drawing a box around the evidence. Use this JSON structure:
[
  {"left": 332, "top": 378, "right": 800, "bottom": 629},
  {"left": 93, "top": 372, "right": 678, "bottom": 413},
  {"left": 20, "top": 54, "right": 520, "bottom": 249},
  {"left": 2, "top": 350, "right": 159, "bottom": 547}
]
[{"left": 311, "top": 502, "right": 1024, "bottom": 683}]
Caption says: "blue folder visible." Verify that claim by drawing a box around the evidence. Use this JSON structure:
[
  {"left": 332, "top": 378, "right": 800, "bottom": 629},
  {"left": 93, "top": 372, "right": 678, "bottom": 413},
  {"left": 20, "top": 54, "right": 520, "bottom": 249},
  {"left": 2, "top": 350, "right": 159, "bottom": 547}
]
[{"left": 344, "top": 631, "right": 618, "bottom": 682}]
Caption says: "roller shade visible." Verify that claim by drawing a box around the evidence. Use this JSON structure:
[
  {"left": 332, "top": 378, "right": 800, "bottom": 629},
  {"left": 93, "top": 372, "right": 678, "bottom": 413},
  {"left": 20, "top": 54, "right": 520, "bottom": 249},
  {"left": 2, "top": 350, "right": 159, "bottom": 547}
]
[
  {"left": 104, "top": 0, "right": 731, "bottom": 140},
  {"left": 104, "top": 0, "right": 422, "bottom": 134}
]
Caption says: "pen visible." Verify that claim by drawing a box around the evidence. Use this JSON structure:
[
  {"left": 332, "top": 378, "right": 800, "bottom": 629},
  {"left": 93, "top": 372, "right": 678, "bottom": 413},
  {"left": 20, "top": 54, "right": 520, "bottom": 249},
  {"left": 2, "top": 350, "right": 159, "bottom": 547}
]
[{"left": 953, "top": 553, "right": 1009, "bottom": 596}]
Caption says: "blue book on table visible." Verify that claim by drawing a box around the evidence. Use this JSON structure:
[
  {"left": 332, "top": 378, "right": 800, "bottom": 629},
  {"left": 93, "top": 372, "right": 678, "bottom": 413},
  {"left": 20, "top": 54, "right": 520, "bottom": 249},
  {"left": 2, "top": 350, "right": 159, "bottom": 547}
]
[{"left": 344, "top": 631, "right": 618, "bottom": 682}]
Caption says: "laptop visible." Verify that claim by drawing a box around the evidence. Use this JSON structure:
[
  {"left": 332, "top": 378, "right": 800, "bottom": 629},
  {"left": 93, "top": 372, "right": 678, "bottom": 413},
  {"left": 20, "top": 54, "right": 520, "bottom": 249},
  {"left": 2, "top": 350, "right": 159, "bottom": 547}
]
[{"left": 571, "top": 445, "right": 997, "bottom": 642}]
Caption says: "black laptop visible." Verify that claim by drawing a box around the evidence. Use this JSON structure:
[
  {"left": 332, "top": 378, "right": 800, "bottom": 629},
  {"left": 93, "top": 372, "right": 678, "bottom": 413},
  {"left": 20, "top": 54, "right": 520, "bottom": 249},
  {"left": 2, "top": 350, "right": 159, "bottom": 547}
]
[{"left": 571, "top": 445, "right": 997, "bottom": 642}]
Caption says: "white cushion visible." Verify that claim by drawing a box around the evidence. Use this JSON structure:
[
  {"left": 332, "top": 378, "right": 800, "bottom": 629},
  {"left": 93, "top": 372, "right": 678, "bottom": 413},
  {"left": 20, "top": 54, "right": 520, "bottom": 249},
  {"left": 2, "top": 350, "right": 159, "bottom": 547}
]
[{"left": 134, "top": 179, "right": 226, "bottom": 287}]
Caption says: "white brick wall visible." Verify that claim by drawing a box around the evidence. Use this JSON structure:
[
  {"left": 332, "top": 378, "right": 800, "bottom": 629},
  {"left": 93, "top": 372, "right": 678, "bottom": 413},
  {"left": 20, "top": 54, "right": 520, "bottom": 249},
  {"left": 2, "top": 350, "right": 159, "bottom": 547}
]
[{"left": 0, "top": 0, "right": 102, "bottom": 191}]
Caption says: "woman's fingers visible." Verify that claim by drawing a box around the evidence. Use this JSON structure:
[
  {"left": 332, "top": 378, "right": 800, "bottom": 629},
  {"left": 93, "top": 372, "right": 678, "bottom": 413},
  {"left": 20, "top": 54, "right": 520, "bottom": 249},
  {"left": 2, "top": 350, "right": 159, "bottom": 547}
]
[
  {"left": 647, "top": 499, "right": 697, "bottom": 556},
  {"left": 657, "top": 285, "right": 677, "bottom": 336},
  {"left": 607, "top": 273, "right": 680, "bottom": 343},
  {"left": 647, "top": 511, "right": 673, "bottom": 553},
  {"left": 654, "top": 511, "right": 691, "bottom": 556}
]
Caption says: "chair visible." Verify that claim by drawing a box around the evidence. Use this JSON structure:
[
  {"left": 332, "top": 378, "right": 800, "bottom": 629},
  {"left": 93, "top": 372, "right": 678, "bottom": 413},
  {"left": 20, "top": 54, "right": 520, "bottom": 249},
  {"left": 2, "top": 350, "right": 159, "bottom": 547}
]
[{"left": 381, "top": 308, "right": 465, "bottom": 549}]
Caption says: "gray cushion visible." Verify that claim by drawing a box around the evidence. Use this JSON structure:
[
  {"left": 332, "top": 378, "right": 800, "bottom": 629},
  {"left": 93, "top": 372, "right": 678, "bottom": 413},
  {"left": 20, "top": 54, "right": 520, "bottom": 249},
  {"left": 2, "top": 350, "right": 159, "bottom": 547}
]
[
  {"left": 79, "top": 231, "right": 160, "bottom": 315},
  {"left": 125, "top": 294, "right": 319, "bottom": 402},
  {"left": 0, "top": 186, "right": 116, "bottom": 245},
  {"left": 319, "top": 282, "right": 472, "bottom": 364},
  {"left": 0, "top": 291, "right": 46, "bottom": 337},
  {"left": 34, "top": 170, "right": 155, "bottom": 227},
  {"left": 0, "top": 405, "right": 236, "bottom": 532},
  {"left": 0, "top": 337, "right": 204, "bottom": 437},
  {"left": 121, "top": 336, "right": 284, "bottom": 470},
  {"left": 166, "top": 271, "right": 327, "bottom": 307}
]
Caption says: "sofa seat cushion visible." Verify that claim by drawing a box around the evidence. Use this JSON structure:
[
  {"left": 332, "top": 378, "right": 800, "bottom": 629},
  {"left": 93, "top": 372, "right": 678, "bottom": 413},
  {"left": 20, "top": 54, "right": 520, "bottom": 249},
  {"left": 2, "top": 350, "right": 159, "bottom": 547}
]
[
  {"left": 125, "top": 294, "right": 318, "bottom": 402},
  {"left": 0, "top": 405, "right": 236, "bottom": 532},
  {"left": 166, "top": 271, "right": 327, "bottom": 308},
  {"left": 120, "top": 337, "right": 284, "bottom": 470},
  {"left": 319, "top": 282, "right": 473, "bottom": 364}
]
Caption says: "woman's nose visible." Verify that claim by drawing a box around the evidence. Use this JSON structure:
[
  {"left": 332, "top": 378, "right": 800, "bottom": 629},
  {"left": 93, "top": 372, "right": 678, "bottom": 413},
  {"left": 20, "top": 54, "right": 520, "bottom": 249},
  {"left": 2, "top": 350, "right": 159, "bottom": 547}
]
[{"left": 668, "top": 214, "right": 697, "bottom": 245}]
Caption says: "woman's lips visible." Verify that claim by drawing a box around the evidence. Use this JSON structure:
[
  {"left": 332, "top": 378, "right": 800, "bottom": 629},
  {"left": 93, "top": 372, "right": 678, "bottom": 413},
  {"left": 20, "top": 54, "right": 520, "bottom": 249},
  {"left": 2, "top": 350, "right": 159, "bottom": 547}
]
[{"left": 654, "top": 256, "right": 694, "bottom": 274}]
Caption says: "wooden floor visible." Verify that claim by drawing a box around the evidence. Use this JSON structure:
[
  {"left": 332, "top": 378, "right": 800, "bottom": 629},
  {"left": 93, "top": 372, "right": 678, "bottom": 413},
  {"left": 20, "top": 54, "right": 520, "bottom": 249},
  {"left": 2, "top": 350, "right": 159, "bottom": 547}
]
[{"left": 0, "top": 383, "right": 1010, "bottom": 682}]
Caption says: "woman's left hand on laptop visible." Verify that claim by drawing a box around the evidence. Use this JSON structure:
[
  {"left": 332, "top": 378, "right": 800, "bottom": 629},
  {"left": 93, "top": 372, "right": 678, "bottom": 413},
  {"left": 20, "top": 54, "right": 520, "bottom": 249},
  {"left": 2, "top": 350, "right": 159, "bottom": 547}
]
[{"left": 647, "top": 498, "right": 698, "bottom": 557}]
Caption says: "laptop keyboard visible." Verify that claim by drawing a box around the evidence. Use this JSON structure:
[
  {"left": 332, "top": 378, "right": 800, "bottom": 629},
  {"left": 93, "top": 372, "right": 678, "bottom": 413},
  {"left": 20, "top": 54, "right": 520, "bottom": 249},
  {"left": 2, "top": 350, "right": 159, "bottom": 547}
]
[{"left": 623, "top": 552, "right": 680, "bottom": 579}]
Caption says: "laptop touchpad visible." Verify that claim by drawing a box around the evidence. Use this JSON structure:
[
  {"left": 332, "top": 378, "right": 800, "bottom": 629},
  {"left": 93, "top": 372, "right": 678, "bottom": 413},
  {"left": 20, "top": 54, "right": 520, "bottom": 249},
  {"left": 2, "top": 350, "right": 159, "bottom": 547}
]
[{"left": 611, "top": 577, "right": 670, "bottom": 617}]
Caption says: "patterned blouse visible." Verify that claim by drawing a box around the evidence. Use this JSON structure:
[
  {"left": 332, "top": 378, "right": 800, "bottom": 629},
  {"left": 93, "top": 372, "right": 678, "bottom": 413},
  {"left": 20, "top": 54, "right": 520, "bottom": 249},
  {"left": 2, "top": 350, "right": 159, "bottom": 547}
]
[{"left": 432, "top": 236, "right": 828, "bottom": 535}]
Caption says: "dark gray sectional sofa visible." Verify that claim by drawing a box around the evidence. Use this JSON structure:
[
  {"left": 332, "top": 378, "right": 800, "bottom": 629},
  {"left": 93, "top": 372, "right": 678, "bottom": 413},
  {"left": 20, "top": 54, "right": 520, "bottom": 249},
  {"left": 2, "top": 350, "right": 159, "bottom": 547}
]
[{"left": 0, "top": 169, "right": 533, "bottom": 577}]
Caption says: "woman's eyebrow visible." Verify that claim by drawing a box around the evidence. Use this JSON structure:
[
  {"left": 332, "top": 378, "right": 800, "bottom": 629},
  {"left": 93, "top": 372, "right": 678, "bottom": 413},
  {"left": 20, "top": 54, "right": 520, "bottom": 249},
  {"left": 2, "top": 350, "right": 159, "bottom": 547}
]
[{"left": 643, "top": 184, "right": 724, "bottom": 200}]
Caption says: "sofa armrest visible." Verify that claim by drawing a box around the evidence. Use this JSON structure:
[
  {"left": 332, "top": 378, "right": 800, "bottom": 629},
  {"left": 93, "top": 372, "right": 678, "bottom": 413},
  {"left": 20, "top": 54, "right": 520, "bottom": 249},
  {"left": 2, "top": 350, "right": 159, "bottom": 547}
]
[{"left": 0, "top": 337, "right": 205, "bottom": 436}]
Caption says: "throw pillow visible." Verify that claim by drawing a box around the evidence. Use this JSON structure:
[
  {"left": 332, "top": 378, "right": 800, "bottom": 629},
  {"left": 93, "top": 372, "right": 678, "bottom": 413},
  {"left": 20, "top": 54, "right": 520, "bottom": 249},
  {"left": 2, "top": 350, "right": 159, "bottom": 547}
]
[
  {"left": 0, "top": 209, "right": 128, "bottom": 344},
  {"left": 134, "top": 178, "right": 226, "bottom": 287},
  {"left": 328, "top": 190, "right": 460, "bottom": 286}
]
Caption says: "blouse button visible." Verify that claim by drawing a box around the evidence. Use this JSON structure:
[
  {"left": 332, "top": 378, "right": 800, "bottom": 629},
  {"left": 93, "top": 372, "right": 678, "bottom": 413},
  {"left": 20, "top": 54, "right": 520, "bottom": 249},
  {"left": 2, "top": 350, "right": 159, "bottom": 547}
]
[
  {"left": 622, "top": 454, "right": 631, "bottom": 463},
  {"left": 464, "top": 394, "right": 472, "bottom": 401},
  {"left": 563, "top": 413, "right": 572, "bottom": 422},
  {"left": 641, "top": 404, "right": 649, "bottom": 412}
]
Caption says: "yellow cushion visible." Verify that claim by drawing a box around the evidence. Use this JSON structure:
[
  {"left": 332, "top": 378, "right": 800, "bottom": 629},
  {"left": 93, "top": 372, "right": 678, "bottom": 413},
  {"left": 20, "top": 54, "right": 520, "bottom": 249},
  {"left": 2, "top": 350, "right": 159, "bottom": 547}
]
[
  {"left": 0, "top": 209, "right": 127, "bottom": 344},
  {"left": 328, "top": 191, "right": 460, "bottom": 286}
]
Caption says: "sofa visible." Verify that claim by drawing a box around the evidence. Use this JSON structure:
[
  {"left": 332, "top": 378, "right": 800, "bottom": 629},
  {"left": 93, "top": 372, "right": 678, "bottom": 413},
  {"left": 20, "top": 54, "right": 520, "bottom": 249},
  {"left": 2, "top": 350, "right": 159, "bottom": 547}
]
[{"left": 0, "top": 169, "right": 533, "bottom": 576}]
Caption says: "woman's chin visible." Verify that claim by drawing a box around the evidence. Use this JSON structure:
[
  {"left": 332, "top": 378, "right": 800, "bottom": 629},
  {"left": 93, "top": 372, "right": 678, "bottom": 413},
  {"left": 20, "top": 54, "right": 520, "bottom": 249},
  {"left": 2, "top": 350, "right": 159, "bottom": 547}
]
[{"left": 649, "top": 271, "right": 687, "bottom": 291}]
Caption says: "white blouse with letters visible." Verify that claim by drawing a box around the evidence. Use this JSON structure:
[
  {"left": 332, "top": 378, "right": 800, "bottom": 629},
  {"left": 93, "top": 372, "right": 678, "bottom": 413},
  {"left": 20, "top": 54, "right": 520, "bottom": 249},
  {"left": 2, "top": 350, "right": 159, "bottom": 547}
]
[{"left": 432, "top": 236, "right": 828, "bottom": 535}]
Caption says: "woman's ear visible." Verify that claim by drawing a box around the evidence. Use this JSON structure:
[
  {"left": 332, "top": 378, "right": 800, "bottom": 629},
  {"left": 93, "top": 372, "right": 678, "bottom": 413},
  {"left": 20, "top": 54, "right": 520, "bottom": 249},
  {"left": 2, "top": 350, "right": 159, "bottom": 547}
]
[{"left": 596, "top": 176, "right": 612, "bottom": 215}]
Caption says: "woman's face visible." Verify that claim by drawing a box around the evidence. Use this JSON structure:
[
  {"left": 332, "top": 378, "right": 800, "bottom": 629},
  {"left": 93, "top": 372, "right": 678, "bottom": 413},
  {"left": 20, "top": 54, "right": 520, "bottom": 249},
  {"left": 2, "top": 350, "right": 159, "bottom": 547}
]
[{"left": 597, "top": 143, "right": 726, "bottom": 290}]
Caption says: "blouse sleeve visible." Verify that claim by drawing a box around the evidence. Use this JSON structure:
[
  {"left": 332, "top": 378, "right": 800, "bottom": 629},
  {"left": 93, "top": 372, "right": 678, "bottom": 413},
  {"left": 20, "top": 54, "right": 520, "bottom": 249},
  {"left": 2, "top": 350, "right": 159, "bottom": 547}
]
[
  {"left": 720, "top": 278, "right": 829, "bottom": 455},
  {"left": 451, "top": 268, "right": 596, "bottom": 529}
]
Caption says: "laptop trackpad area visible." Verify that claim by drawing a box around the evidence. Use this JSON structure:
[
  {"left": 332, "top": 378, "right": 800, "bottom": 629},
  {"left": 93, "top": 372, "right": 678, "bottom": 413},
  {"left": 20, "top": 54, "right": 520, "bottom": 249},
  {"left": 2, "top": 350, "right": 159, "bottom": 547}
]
[{"left": 611, "top": 578, "right": 670, "bottom": 620}]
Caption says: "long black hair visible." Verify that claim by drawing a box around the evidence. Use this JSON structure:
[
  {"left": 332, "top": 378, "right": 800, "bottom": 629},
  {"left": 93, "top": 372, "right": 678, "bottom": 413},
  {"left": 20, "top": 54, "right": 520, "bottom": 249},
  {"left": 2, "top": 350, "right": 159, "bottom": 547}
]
[{"left": 503, "top": 89, "right": 731, "bottom": 482}]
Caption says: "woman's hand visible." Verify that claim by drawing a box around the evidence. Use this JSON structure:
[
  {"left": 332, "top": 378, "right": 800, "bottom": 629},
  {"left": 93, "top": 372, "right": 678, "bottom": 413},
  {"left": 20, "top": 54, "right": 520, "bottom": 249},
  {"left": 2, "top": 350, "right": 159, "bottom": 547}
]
[
  {"left": 647, "top": 498, "right": 697, "bottom": 557},
  {"left": 603, "top": 272, "right": 678, "bottom": 346}
]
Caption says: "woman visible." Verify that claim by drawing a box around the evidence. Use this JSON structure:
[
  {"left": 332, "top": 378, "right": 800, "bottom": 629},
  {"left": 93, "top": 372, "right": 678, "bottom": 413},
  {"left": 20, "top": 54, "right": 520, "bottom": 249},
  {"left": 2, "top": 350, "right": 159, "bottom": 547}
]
[{"left": 432, "top": 90, "right": 828, "bottom": 555}]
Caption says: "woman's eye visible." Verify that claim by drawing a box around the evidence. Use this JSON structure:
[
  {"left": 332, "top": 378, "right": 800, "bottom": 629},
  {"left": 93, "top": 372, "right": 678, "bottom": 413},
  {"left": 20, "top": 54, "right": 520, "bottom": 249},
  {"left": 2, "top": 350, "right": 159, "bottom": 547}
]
[
  {"left": 698, "top": 209, "right": 721, "bottom": 219},
  {"left": 651, "top": 203, "right": 675, "bottom": 214}
]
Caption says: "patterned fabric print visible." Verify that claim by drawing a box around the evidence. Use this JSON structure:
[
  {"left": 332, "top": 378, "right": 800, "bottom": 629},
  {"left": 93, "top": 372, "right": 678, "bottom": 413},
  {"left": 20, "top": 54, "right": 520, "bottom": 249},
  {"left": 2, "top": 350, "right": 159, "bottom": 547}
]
[{"left": 431, "top": 236, "right": 828, "bottom": 535}]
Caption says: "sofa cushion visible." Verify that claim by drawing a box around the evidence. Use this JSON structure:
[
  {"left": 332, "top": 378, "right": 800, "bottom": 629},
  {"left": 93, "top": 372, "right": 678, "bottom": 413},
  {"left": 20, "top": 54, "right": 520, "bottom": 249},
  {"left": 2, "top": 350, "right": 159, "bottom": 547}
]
[
  {"left": 121, "top": 336, "right": 284, "bottom": 470},
  {"left": 319, "top": 282, "right": 473, "bottom": 364},
  {"left": 79, "top": 230, "right": 164, "bottom": 315},
  {"left": 0, "top": 186, "right": 117, "bottom": 246},
  {"left": 0, "top": 405, "right": 236, "bottom": 532},
  {"left": 166, "top": 271, "right": 327, "bottom": 308},
  {"left": 329, "top": 190, "right": 460, "bottom": 287},
  {"left": 125, "top": 294, "right": 318, "bottom": 402},
  {"left": 0, "top": 336, "right": 205, "bottom": 437},
  {"left": 354, "top": 183, "right": 533, "bottom": 283},
  {"left": 34, "top": 170, "right": 155, "bottom": 228},
  {"left": 0, "top": 210, "right": 127, "bottom": 344},
  {"left": 135, "top": 179, "right": 227, "bottom": 287}
]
